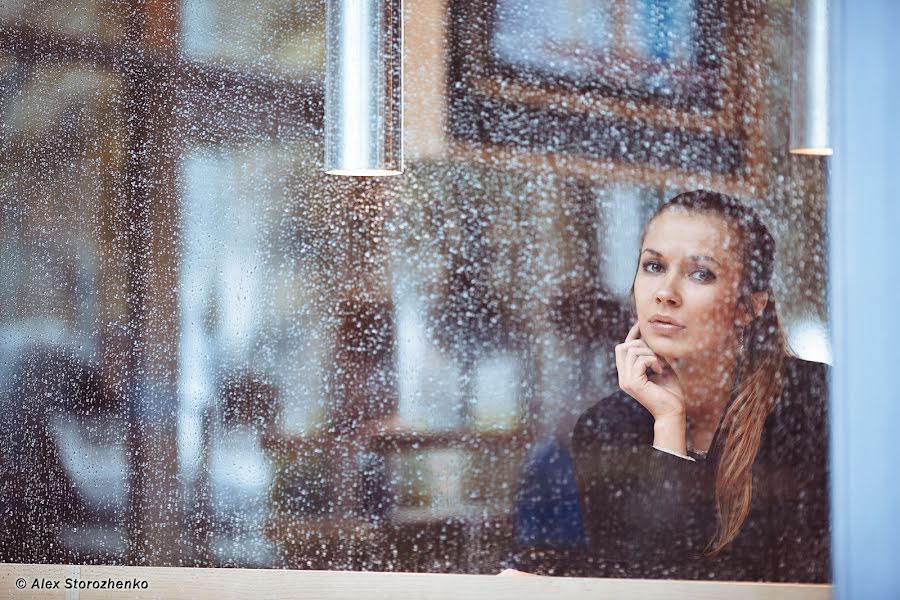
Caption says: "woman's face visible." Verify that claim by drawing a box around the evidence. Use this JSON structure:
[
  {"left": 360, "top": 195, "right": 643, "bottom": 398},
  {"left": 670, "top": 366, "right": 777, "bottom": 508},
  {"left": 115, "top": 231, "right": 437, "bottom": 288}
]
[{"left": 632, "top": 208, "right": 749, "bottom": 364}]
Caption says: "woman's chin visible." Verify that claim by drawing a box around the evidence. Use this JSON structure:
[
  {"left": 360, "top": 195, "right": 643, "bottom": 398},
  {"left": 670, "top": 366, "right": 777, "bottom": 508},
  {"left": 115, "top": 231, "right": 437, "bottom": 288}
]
[{"left": 642, "top": 334, "right": 681, "bottom": 361}]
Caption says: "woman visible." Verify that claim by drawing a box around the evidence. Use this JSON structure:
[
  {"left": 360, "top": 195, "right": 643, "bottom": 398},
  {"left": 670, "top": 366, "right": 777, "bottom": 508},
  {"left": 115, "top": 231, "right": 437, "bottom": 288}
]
[{"left": 509, "top": 190, "right": 829, "bottom": 581}]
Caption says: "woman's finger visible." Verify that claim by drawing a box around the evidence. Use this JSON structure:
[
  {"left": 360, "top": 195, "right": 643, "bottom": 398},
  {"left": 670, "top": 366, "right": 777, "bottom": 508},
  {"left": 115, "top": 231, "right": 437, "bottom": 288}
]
[
  {"left": 625, "top": 347, "right": 657, "bottom": 376},
  {"left": 624, "top": 344, "right": 655, "bottom": 357},
  {"left": 616, "top": 339, "right": 650, "bottom": 364},
  {"left": 617, "top": 340, "right": 658, "bottom": 390},
  {"left": 618, "top": 322, "right": 645, "bottom": 376},
  {"left": 623, "top": 343, "right": 656, "bottom": 367},
  {"left": 620, "top": 353, "right": 653, "bottom": 396},
  {"left": 627, "top": 348, "right": 663, "bottom": 379},
  {"left": 625, "top": 320, "right": 641, "bottom": 342}
]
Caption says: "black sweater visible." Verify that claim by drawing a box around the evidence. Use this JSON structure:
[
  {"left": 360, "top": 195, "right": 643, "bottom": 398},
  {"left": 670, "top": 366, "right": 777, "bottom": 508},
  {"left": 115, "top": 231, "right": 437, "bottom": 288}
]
[{"left": 513, "top": 356, "right": 830, "bottom": 582}]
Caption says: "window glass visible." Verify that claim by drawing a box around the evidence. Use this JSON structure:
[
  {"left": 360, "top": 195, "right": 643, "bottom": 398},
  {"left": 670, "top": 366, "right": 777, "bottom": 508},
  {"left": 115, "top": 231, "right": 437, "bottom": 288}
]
[
  {"left": 0, "top": 56, "right": 129, "bottom": 562},
  {"left": 0, "top": 0, "right": 831, "bottom": 582},
  {"left": 0, "top": 0, "right": 127, "bottom": 42},
  {"left": 180, "top": 0, "right": 325, "bottom": 77}
]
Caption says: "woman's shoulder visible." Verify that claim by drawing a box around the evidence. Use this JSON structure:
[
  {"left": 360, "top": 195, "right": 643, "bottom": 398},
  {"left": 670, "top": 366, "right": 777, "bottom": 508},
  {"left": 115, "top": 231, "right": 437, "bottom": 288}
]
[
  {"left": 779, "top": 355, "right": 829, "bottom": 408},
  {"left": 571, "top": 390, "right": 654, "bottom": 451},
  {"left": 769, "top": 355, "right": 830, "bottom": 438},
  {"left": 783, "top": 354, "right": 830, "bottom": 381},
  {"left": 759, "top": 356, "right": 830, "bottom": 479}
]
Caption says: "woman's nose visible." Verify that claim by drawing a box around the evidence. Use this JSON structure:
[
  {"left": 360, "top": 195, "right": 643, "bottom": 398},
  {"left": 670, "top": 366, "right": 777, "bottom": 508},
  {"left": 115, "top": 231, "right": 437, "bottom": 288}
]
[{"left": 654, "top": 282, "right": 681, "bottom": 306}]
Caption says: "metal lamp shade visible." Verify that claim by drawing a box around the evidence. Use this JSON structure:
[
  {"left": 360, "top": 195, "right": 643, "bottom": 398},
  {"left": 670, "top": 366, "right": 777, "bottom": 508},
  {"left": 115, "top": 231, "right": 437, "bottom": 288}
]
[
  {"left": 790, "top": 0, "right": 832, "bottom": 155},
  {"left": 325, "top": 0, "right": 403, "bottom": 176}
]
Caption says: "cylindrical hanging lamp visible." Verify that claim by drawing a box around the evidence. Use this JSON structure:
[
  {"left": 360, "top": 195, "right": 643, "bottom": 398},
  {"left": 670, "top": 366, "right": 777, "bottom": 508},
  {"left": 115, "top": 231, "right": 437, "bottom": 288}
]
[
  {"left": 325, "top": 0, "right": 403, "bottom": 176},
  {"left": 790, "top": 0, "right": 832, "bottom": 155}
]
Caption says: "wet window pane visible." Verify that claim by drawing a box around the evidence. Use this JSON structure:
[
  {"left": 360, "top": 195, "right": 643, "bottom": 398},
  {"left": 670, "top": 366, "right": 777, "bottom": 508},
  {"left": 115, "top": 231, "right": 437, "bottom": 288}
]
[
  {"left": 180, "top": 0, "right": 326, "bottom": 76},
  {"left": 1, "top": 0, "right": 831, "bottom": 583},
  {"left": 0, "top": 1, "right": 127, "bottom": 42},
  {"left": 0, "top": 56, "right": 129, "bottom": 562}
]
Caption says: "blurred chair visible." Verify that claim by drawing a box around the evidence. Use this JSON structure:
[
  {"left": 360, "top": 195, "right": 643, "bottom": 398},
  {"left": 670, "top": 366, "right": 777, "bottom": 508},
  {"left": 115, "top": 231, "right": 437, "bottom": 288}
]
[
  {"left": 509, "top": 437, "right": 586, "bottom": 575},
  {"left": 0, "top": 345, "right": 125, "bottom": 563}
]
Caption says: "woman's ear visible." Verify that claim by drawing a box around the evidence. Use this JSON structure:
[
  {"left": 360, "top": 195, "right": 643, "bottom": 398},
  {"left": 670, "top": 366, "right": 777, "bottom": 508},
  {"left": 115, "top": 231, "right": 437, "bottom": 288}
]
[
  {"left": 750, "top": 290, "right": 769, "bottom": 319},
  {"left": 737, "top": 291, "right": 769, "bottom": 327}
]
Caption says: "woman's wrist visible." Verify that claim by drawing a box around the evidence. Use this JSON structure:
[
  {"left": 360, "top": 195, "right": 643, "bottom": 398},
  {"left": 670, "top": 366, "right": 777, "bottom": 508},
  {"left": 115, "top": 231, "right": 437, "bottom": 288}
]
[{"left": 653, "top": 413, "right": 687, "bottom": 456}]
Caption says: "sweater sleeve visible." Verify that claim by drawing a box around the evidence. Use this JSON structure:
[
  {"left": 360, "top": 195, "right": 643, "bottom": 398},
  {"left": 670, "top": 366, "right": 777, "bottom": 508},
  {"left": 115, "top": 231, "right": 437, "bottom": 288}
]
[{"left": 571, "top": 393, "right": 708, "bottom": 577}]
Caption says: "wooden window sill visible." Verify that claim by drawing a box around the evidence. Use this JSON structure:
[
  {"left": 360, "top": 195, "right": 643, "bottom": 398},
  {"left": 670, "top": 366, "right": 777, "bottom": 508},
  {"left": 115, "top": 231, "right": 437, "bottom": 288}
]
[{"left": 1, "top": 563, "right": 830, "bottom": 599}]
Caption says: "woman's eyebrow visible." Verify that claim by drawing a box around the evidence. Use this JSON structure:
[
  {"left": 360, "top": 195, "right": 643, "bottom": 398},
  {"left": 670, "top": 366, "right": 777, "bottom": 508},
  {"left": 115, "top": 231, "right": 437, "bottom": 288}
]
[
  {"left": 689, "top": 255, "right": 722, "bottom": 267},
  {"left": 641, "top": 248, "right": 722, "bottom": 267}
]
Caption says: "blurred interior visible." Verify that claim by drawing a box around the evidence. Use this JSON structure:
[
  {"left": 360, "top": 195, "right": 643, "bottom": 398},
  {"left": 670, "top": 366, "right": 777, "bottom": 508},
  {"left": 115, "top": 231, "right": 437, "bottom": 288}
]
[{"left": 0, "top": 0, "right": 829, "bottom": 572}]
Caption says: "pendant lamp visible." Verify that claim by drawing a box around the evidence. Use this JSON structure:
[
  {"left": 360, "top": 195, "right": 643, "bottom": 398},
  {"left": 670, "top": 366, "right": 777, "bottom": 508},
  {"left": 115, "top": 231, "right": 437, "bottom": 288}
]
[
  {"left": 325, "top": 0, "right": 403, "bottom": 176},
  {"left": 790, "top": 0, "right": 832, "bottom": 155}
]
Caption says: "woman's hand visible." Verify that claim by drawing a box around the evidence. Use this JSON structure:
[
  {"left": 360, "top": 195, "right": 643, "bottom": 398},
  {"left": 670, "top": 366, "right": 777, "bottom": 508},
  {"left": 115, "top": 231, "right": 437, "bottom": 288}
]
[{"left": 615, "top": 321, "right": 688, "bottom": 455}]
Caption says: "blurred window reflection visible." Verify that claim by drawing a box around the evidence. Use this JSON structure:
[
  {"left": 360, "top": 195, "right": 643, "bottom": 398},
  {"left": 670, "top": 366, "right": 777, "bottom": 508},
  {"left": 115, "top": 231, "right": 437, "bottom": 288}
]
[
  {"left": 0, "top": 1, "right": 127, "bottom": 42},
  {"left": 180, "top": 0, "right": 325, "bottom": 76}
]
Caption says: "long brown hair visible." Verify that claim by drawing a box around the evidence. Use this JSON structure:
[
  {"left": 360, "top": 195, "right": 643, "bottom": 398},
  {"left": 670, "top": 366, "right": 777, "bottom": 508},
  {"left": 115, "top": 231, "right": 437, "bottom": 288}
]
[{"left": 633, "top": 190, "right": 792, "bottom": 555}]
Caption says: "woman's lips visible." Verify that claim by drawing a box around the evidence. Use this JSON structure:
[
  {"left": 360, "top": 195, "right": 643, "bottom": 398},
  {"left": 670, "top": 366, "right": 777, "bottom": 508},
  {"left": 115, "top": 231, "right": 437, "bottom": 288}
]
[{"left": 648, "top": 320, "right": 685, "bottom": 335}]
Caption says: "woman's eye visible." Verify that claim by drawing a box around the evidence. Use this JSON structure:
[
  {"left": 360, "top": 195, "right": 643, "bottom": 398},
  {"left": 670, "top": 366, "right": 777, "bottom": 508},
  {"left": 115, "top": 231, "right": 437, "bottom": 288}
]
[
  {"left": 690, "top": 269, "right": 716, "bottom": 282},
  {"left": 642, "top": 260, "right": 663, "bottom": 273}
]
